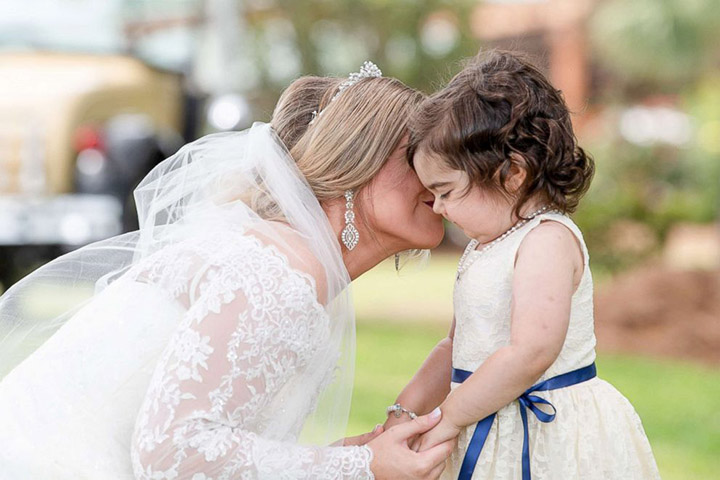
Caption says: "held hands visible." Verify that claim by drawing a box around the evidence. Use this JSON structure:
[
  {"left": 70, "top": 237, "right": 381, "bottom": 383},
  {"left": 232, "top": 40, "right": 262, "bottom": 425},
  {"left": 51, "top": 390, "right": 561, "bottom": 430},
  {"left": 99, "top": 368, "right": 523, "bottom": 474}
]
[
  {"left": 412, "top": 412, "right": 462, "bottom": 452},
  {"left": 368, "top": 408, "right": 455, "bottom": 480}
]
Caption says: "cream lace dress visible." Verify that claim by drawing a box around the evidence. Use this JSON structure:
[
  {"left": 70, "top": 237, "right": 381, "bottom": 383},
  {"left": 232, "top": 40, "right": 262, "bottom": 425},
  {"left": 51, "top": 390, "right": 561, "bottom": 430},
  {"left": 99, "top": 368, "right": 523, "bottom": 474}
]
[
  {"left": 0, "top": 231, "right": 373, "bottom": 479},
  {"left": 441, "top": 213, "right": 660, "bottom": 480}
]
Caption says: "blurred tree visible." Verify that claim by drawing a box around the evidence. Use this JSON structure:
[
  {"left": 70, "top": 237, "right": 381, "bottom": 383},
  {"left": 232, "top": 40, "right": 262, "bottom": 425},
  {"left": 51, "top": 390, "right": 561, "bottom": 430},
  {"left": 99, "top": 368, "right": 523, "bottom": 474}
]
[
  {"left": 589, "top": 0, "right": 720, "bottom": 96},
  {"left": 571, "top": 0, "right": 720, "bottom": 274},
  {"left": 238, "top": 0, "right": 478, "bottom": 118}
]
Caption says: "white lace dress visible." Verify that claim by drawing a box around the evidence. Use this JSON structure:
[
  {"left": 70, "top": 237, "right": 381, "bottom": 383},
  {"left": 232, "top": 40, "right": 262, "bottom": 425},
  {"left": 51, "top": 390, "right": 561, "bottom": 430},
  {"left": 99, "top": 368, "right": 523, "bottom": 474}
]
[
  {"left": 442, "top": 213, "right": 660, "bottom": 480},
  {"left": 0, "top": 232, "right": 373, "bottom": 480}
]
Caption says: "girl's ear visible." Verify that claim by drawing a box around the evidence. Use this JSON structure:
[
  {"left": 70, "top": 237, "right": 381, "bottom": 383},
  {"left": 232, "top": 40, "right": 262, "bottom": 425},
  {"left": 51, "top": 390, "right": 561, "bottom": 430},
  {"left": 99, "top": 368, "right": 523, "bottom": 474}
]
[{"left": 506, "top": 153, "right": 528, "bottom": 193}]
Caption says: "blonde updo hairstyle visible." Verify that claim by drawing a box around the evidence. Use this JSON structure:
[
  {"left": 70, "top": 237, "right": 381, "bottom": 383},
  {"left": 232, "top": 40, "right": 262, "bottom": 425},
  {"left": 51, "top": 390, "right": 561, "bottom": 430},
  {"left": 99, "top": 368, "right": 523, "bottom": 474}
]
[{"left": 271, "top": 74, "right": 425, "bottom": 244}]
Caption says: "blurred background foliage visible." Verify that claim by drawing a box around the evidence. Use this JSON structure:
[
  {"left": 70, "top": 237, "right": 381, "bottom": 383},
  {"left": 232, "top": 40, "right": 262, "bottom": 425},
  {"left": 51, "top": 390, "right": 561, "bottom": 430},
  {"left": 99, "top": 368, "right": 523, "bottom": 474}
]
[
  {"left": 579, "top": 0, "right": 720, "bottom": 273},
  {"left": 234, "top": 0, "right": 479, "bottom": 116},
  {"left": 590, "top": 0, "right": 720, "bottom": 92}
]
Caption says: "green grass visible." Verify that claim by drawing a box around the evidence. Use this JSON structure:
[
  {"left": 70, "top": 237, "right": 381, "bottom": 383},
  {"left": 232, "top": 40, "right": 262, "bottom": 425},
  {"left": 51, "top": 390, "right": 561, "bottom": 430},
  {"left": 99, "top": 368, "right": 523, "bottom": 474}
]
[
  {"left": 349, "top": 320, "right": 448, "bottom": 435},
  {"left": 348, "top": 253, "right": 720, "bottom": 480}
]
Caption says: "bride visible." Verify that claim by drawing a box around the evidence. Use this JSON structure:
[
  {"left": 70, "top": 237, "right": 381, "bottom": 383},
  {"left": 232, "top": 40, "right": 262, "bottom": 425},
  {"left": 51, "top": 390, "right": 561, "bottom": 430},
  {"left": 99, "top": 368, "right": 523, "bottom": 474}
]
[{"left": 0, "top": 63, "right": 453, "bottom": 479}]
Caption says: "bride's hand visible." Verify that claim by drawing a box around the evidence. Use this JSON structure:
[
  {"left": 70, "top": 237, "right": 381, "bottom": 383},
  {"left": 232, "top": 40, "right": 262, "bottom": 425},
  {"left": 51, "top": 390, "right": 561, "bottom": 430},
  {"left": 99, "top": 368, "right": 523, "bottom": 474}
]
[
  {"left": 368, "top": 408, "right": 455, "bottom": 480},
  {"left": 340, "top": 425, "right": 384, "bottom": 446},
  {"left": 383, "top": 412, "right": 417, "bottom": 447},
  {"left": 383, "top": 411, "right": 413, "bottom": 431}
]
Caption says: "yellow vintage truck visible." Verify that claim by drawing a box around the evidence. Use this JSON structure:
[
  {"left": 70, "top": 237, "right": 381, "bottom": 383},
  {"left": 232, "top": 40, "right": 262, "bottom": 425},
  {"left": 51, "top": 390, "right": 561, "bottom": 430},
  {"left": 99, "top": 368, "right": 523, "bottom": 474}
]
[
  {"left": 0, "top": 1, "right": 253, "bottom": 286},
  {"left": 0, "top": 51, "right": 188, "bottom": 284}
]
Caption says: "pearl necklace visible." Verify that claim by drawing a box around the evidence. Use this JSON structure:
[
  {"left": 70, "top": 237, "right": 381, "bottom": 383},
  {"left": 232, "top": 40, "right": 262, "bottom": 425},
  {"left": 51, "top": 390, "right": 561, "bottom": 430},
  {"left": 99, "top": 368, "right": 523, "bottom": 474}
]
[{"left": 456, "top": 205, "right": 555, "bottom": 280}]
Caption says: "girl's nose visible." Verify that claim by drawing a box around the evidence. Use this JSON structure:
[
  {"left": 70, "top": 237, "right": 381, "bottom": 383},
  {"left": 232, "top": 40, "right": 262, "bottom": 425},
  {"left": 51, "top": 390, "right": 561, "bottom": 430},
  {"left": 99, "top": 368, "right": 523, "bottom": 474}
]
[{"left": 432, "top": 199, "right": 443, "bottom": 215}]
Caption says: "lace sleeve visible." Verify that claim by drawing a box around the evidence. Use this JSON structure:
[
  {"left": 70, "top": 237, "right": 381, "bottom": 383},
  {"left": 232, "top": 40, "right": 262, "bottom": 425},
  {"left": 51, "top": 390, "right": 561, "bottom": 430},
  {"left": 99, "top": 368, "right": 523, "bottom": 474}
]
[{"left": 130, "top": 239, "right": 374, "bottom": 480}]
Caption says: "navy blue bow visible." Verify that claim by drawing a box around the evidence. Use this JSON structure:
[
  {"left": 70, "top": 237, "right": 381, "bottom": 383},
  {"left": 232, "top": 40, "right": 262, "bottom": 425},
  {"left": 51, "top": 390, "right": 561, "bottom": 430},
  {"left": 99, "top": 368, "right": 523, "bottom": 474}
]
[{"left": 451, "top": 363, "right": 597, "bottom": 480}]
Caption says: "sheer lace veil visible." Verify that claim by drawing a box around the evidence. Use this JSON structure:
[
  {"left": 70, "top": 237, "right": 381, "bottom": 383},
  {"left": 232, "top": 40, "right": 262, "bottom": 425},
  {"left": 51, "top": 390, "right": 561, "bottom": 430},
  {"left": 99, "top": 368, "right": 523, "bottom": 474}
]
[{"left": 0, "top": 122, "right": 355, "bottom": 447}]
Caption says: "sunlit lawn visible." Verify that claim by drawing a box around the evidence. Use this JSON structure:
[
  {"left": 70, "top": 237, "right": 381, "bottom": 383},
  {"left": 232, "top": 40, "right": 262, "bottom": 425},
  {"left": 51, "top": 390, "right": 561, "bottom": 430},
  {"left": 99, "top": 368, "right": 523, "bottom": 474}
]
[{"left": 349, "top": 253, "right": 720, "bottom": 480}]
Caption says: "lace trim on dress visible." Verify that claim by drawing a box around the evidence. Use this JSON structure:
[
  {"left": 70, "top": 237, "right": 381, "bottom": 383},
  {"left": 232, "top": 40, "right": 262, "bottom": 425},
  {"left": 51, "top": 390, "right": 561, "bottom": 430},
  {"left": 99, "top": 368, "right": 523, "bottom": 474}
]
[{"left": 128, "top": 232, "right": 373, "bottom": 480}]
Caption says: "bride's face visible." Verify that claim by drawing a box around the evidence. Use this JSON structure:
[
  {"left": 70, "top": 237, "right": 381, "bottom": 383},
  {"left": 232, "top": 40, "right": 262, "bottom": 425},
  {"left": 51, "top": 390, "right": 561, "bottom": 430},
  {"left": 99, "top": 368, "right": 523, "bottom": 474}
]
[{"left": 360, "top": 140, "right": 445, "bottom": 251}]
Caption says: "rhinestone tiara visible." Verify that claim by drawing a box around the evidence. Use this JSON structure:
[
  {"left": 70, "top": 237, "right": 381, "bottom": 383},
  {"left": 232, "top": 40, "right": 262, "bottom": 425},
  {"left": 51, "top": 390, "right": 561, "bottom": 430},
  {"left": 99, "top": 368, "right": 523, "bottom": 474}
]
[{"left": 310, "top": 61, "right": 382, "bottom": 124}]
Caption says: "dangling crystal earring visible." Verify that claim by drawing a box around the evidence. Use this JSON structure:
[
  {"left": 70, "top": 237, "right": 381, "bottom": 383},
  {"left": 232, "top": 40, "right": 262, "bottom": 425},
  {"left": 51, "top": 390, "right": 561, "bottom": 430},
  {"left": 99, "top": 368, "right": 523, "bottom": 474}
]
[
  {"left": 395, "top": 253, "right": 401, "bottom": 272},
  {"left": 341, "top": 190, "right": 359, "bottom": 250}
]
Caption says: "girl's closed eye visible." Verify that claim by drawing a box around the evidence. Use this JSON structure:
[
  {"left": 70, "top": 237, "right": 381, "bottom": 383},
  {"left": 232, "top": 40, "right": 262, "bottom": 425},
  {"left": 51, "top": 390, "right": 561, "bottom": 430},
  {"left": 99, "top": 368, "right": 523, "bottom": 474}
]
[{"left": 439, "top": 190, "right": 452, "bottom": 200}]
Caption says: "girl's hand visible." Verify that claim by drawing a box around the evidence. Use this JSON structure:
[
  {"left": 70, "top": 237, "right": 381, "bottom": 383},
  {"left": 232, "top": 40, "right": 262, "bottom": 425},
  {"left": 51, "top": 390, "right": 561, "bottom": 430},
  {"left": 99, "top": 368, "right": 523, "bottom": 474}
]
[
  {"left": 369, "top": 408, "right": 454, "bottom": 479},
  {"left": 414, "top": 415, "right": 461, "bottom": 452}
]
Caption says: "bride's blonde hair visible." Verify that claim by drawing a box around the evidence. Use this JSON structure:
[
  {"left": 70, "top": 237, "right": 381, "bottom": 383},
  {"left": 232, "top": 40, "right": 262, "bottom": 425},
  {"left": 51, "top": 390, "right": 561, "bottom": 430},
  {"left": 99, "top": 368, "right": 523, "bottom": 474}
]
[
  {"left": 233, "top": 74, "right": 423, "bottom": 228},
  {"left": 272, "top": 75, "right": 425, "bottom": 201}
]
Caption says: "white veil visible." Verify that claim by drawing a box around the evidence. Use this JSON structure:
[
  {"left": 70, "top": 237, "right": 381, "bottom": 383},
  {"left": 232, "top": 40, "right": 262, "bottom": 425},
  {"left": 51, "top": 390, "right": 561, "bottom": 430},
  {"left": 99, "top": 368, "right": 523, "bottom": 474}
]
[{"left": 0, "top": 122, "right": 355, "bottom": 474}]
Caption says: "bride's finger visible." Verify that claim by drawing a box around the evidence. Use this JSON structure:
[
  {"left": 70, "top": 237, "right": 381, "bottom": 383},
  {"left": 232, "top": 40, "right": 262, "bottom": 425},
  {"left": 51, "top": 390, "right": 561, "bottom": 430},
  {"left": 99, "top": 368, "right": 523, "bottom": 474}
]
[
  {"left": 370, "top": 424, "right": 384, "bottom": 440},
  {"left": 428, "top": 460, "right": 448, "bottom": 480},
  {"left": 418, "top": 437, "right": 454, "bottom": 471},
  {"left": 408, "top": 435, "right": 418, "bottom": 452},
  {"left": 342, "top": 424, "right": 383, "bottom": 446},
  {"left": 409, "top": 434, "right": 425, "bottom": 452},
  {"left": 389, "top": 407, "right": 442, "bottom": 443}
]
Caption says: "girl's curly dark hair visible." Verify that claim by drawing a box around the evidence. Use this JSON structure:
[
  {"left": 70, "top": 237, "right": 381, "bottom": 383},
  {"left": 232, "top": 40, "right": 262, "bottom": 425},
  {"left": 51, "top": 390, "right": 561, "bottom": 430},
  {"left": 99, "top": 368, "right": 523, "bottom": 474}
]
[{"left": 408, "top": 49, "right": 595, "bottom": 217}]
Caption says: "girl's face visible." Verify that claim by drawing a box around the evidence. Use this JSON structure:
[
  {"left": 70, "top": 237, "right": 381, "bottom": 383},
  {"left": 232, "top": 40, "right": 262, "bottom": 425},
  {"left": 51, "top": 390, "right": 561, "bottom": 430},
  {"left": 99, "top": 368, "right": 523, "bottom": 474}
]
[
  {"left": 360, "top": 140, "right": 445, "bottom": 251},
  {"left": 413, "top": 149, "right": 518, "bottom": 244}
]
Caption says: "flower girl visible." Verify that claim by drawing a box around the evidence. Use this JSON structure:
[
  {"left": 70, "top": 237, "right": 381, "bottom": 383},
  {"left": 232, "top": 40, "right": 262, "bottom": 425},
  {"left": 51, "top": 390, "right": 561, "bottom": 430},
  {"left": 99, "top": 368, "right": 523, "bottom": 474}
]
[{"left": 386, "top": 50, "right": 661, "bottom": 479}]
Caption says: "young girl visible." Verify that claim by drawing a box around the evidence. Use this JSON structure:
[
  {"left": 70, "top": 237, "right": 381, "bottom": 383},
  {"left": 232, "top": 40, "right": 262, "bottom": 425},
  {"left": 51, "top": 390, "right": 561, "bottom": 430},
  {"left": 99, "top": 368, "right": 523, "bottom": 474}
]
[{"left": 384, "top": 51, "right": 661, "bottom": 479}]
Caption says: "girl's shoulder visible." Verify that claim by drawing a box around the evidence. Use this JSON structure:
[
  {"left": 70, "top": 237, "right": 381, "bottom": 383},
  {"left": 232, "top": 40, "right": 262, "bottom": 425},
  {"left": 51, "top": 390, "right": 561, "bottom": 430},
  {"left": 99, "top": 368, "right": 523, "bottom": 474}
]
[
  {"left": 523, "top": 217, "right": 580, "bottom": 246},
  {"left": 514, "top": 213, "right": 588, "bottom": 269}
]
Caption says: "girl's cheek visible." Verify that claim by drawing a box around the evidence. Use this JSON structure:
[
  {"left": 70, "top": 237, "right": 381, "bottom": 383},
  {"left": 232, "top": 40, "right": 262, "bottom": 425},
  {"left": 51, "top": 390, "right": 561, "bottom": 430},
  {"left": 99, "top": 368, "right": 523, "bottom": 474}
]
[{"left": 443, "top": 207, "right": 455, "bottom": 224}]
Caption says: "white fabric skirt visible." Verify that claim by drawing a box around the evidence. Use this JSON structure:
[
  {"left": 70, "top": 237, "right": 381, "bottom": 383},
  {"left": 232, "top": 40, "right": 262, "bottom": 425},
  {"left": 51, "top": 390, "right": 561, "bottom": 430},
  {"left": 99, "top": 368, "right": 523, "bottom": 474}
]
[
  {"left": 441, "top": 377, "right": 661, "bottom": 480},
  {"left": 0, "top": 280, "right": 184, "bottom": 479}
]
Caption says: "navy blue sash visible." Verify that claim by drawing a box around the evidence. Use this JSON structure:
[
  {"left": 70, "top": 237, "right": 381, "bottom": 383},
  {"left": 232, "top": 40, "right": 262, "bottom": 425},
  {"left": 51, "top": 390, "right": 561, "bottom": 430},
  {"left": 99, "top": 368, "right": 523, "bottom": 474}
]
[{"left": 451, "top": 363, "right": 597, "bottom": 480}]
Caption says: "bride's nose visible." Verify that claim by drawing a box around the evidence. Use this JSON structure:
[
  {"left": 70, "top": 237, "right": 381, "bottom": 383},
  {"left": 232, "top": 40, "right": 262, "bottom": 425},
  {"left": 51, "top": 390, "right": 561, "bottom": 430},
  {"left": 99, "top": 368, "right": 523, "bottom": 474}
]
[{"left": 420, "top": 192, "right": 436, "bottom": 209}]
